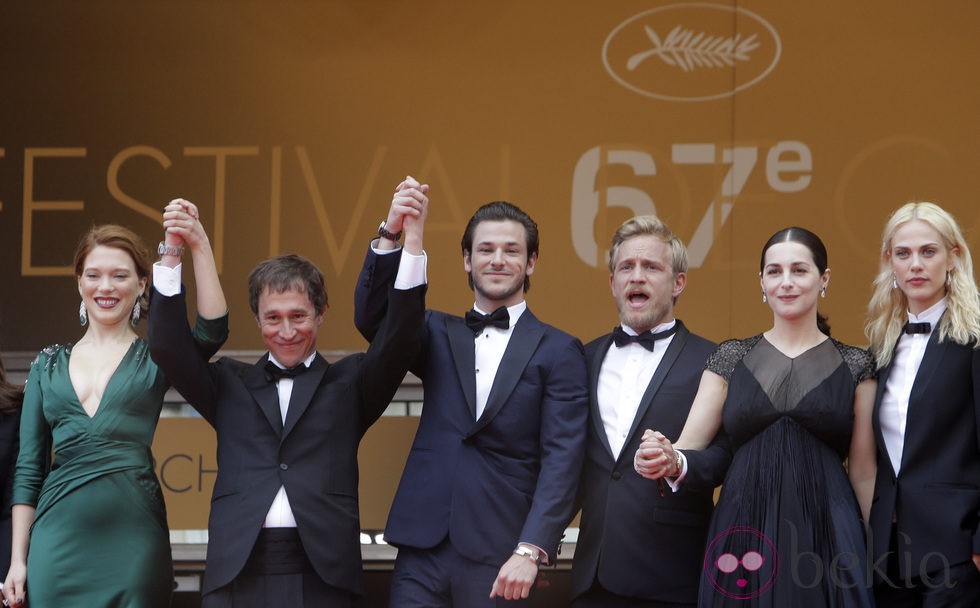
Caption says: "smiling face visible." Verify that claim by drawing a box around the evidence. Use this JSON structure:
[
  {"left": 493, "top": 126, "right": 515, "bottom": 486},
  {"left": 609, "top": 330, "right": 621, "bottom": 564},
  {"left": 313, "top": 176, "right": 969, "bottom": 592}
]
[
  {"left": 77, "top": 245, "right": 147, "bottom": 329},
  {"left": 610, "top": 234, "right": 685, "bottom": 333},
  {"left": 463, "top": 219, "right": 537, "bottom": 311},
  {"left": 256, "top": 286, "right": 324, "bottom": 368},
  {"left": 760, "top": 241, "right": 829, "bottom": 323},
  {"left": 889, "top": 219, "right": 953, "bottom": 315}
]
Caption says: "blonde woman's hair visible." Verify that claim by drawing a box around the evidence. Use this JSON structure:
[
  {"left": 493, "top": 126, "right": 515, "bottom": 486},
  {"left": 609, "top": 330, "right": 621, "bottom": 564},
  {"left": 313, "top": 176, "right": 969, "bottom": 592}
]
[{"left": 865, "top": 201, "right": 980, "bottom": 367}]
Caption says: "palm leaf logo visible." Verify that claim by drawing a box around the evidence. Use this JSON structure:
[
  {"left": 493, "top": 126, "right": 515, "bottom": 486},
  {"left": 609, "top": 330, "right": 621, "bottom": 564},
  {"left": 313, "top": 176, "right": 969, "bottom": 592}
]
[{"left": 627, "top": 25, "right": 760, "bottom": 72}]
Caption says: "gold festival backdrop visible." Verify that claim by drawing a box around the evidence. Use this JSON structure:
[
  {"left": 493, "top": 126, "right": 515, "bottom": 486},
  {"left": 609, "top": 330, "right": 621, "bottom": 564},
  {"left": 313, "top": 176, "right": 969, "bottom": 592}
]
[{"left": 2, "top": 0, "right": 978, "bottom": 528}]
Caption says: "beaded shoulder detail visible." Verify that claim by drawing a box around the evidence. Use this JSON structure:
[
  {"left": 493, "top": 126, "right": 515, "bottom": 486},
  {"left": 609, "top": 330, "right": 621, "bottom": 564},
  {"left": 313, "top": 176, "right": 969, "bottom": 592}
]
[
  {"left": 705, "top": 335, "right": 763, "bottom": 382},
  {"left": 830, "top": 338, "right": 876, "bottom": 384},
  {"left": 32, "top": 343, "right": 67, "bottom": 372}
]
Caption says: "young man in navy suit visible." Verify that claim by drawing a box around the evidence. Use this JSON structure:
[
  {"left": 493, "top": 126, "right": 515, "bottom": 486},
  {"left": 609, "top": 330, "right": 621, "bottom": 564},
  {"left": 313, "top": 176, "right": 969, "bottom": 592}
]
[
  {"left": 355, "top": 177, "right": 589, "bottom": 606},
  {"left": 571, "top": 215, "right": 730, "bottom": 608}
]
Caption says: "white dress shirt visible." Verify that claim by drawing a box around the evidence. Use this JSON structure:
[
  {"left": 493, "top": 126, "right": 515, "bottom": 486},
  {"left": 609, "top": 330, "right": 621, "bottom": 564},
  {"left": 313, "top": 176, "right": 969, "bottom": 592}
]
[
  {"left": 879, "top": 298, "right": 947, "bottom": 475},
  {"left": 472, "top": 302, "right": 526, "bottom": 420},
  {"left": 598, "top": 320, "right": 676, "bottom": 460},
  {"left": 153, "top": 245, "right": 427, "bottom": 528},
  {"left": 262, "top": 352, "right": 316, "bottom": 527}
]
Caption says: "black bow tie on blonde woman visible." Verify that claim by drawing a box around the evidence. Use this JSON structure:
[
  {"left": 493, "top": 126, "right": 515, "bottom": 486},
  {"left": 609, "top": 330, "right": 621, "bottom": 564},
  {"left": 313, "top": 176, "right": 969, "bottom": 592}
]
[
  {"left": 903, "top": 322, "right": 931, "bottom": 335},
  {"left": 612, "top": 325, "right": 678, "bottom": 351},
  {"left": 464, "top": 306, "right": 510, "bottom": 334},
  {"left": 265, "top": 361, "right": 309, "bottom": 381}
]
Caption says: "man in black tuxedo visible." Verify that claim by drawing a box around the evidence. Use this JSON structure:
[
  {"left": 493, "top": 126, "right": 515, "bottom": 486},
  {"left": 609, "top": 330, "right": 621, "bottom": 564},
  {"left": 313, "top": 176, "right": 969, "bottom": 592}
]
[
  {"left": 354, "top": 177, "right": 589, "bottom": 606},
  {"left": 149, "top": 191, "right": 427, "bottom": 607},
  {"left": 571, "top": 215, "right": 730, "bottom": 608}
]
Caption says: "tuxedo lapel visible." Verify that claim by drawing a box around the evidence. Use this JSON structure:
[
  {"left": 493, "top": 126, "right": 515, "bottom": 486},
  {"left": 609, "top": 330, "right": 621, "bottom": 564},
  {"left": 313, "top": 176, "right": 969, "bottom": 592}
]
[
  {"left": 618, "top": 323, "right": 689, "bottom": 465},
  {"left": 589, "top": 335, "right": 615, "bottom": 459},
  {"left": 282, "top": 354, "right": 328, "bottom": 440},
  {"left": 243, "top": 356, "right": 284, "bottom": 435},
  {"left": 899, "top": 331, "right": 944, "bottom": 472},
  {"left": 468, "top": 312, "right": 544, "bottom": 437},
  {"left": 447, "top": 317, "right": 478, "bottom": 419}
]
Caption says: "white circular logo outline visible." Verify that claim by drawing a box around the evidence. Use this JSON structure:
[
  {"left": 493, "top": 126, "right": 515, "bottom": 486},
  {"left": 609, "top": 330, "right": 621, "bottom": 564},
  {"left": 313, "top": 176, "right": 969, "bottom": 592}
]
[{"left": 602, "top": 2, "right": 782, "bottom": 102}]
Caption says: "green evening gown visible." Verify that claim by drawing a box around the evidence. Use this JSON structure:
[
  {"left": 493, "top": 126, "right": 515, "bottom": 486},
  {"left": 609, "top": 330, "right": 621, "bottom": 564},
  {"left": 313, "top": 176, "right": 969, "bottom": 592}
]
[{"left": 14, "top": 338, "right": 181, "bottom": 607}]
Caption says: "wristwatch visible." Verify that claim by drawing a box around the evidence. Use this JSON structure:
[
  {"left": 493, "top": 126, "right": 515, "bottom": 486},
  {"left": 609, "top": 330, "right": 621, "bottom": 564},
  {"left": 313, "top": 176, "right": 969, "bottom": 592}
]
[
  {"left": 513, "top": 545, "right": 541, "bottom": 565},
  {"left": 378, "top": 220, "right": 402, "bottom": 242},
  {"left": 673, "top": 450, "right": 685, "bottom": 477},
  {"left": 157, "top": 242, "right": 185, "bottom": 257}
]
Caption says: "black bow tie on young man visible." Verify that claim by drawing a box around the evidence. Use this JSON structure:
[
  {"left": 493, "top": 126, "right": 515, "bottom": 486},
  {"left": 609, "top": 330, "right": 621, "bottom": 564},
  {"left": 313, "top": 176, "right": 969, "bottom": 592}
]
[
  {"left": 612, "top": 325, "right": 678, "bottom": 351},
  {"left": 464, "top": 306, "right": 510, "bottom": 334},
  {"left": 903, "top": 322, "right": 931, "bottom": 335},
  {"left": 265, "top": 361, "right": 309, "bottom": 381}
]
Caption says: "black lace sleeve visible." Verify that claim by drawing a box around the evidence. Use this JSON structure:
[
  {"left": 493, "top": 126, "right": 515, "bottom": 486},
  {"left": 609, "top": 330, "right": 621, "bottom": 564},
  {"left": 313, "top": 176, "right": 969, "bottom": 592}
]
[
  {"left": 832, "top": 339, "right": 876, "bottom": 384},
  {"left": 705, "top": 336, "right": 759, "bottom": 382}
]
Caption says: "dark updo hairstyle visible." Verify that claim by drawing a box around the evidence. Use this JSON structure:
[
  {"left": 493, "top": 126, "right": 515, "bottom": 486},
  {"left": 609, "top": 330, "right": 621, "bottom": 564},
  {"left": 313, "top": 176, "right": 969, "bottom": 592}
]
[{"left": 759, "top": 226, "right": 831, "bottom": 336}]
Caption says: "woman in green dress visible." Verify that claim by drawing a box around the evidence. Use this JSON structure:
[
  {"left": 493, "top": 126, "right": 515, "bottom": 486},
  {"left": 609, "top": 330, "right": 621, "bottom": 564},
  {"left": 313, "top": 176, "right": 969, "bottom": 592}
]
[{"left": 3, "top": 200, "right": 227, "bottom": 607}]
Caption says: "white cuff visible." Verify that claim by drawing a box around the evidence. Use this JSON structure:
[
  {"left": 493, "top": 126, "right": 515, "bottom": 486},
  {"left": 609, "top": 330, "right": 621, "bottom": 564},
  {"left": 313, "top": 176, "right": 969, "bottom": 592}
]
[
  {"left": 395, "top": 251, "right": 427, "bottom": 290},
  {"left": 153, "top": 261, "right": 183, "bottom": 297},
  {"left": 370, "top": 238, "right": 399, "bottom": 255}
]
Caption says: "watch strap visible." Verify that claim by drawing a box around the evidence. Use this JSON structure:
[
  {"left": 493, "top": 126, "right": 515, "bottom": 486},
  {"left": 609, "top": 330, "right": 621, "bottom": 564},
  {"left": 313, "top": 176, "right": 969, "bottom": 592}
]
[{"left": 378, "top": 220, "right": 402, "bottom": 241}]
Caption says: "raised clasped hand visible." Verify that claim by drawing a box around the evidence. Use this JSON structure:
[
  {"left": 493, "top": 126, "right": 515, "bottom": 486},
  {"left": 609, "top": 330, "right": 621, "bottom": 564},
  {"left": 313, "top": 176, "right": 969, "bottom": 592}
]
[
  {"left": 386, "top": 175, "right": 429, "bottom": 238},
  {"left": 163, "top": 198, "right": 206, "bottom": 250}
]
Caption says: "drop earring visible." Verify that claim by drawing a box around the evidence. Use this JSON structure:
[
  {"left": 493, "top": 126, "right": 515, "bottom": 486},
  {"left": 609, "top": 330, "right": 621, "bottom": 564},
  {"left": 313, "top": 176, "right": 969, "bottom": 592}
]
[
  {"left": 820, "top": 286, "right": 827, "bottom": 299},
  {"left": 892, "top": 274, "right": 898, "bottom": 289},
  {"left": 131, "top": 301, "right": 141, "bottom": 326},
  {"left": 762, "top": 291, "right": 767, "bottom": 303},
  {"left": 79, "top": 302, "right": 88, "bottom": 326}
]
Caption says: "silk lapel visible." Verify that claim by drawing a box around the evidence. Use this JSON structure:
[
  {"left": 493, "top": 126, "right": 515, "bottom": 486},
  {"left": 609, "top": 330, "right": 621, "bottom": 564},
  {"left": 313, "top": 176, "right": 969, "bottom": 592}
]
[
  {"left": 589, "top": 334, "right": 616, "bottom": 459},
  {"left": 282, "top": 354, "right": 328, "bottom": 441},
  {"left": 447, "top": 317, "right": 478, "bottom": 419},
  {"left": 898, "top": 330, "right": 944, "bottom": 472},
  {"left": 243, "top": 355, "right": 284, "bottom": 435},
  {"left": 468, "top": 311, "right": 544, "bottom": 437},
  {"left": 618, "top": 322, "right": 689, "bottom": 465}
]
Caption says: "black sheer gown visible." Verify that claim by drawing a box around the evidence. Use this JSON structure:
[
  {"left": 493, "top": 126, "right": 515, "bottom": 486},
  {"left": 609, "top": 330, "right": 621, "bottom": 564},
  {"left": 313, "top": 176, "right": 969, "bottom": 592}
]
[{"left": 697, "top": 336, "right": 875, "bottom": 607}]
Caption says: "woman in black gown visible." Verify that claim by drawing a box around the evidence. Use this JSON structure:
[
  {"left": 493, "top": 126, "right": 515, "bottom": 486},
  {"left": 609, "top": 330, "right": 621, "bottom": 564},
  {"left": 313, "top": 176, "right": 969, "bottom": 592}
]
[{"left": 636, "top": 227, "right": 877, "bottom": 607}]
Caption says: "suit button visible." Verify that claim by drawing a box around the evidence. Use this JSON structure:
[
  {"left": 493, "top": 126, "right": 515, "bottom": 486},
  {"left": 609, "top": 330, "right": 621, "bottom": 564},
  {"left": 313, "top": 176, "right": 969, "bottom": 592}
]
[
  {"left": 279, "top": 463, "right": 288, "bottom": 470},
  {"left": 611, "top": 471, "right": 622, "bottom": 480}
]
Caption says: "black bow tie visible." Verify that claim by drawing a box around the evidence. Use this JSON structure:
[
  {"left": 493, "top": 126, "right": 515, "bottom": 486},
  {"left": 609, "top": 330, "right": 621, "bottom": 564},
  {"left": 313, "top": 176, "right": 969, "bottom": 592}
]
[
  {"left": 265, "top": 361, "right": 309, "bottom": 381},
  {"left": 904, "top": 322, "right": 931, "bottom": 335},
  {"left": 612, "top": 325, "right": 678, "bottom": 351},
  {"left": 464, "top": 306, "right": 510, "bottom": 334}
]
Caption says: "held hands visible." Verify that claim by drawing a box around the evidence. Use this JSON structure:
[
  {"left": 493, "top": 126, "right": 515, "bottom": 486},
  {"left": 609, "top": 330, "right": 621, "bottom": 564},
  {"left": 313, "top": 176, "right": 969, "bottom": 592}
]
[
  {"left": 490, "top": 552, "right": 538, "bottom": 601},
  {"left": 3, "top": 561, "right": 27, "bottom": 607},
  {"left": 634, "top": 429, "right": 679, "bottom": 480},
  {"left": 380, "top": 175, "right": 428, "bottom": 253},
  {"left": 162, "top": 198, "right": 208, "bottom": 254}
]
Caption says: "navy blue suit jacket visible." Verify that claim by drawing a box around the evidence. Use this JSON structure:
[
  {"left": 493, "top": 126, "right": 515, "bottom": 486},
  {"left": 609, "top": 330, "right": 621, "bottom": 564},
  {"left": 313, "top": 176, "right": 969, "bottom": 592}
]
[
  {"left": 354, "top": 247, "right": 589, "bottom": 565},
  {"left": 869, "top": 329, "right": 980, "bottom": 580},
  {"left": 571, "top": 325, "right": 730, "bottom": 603}
]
